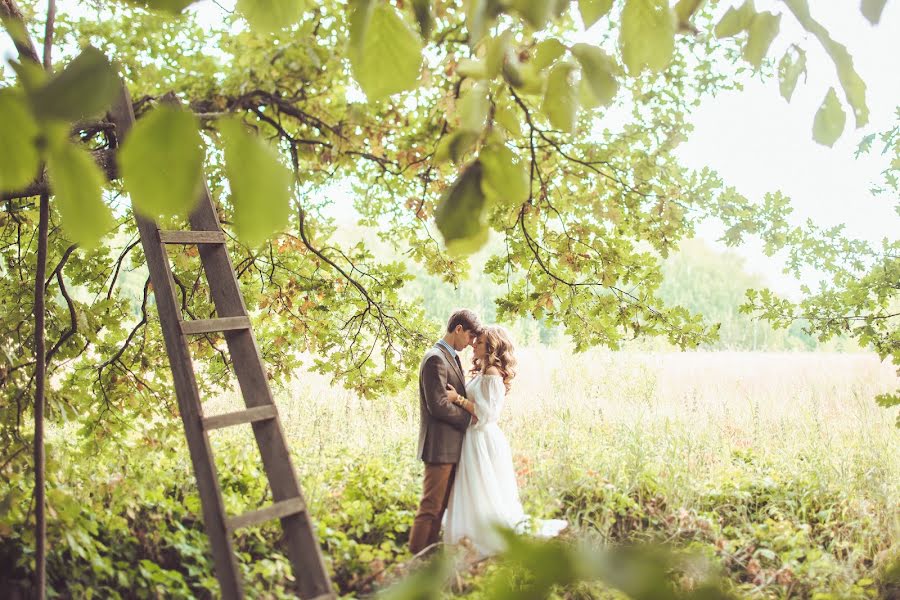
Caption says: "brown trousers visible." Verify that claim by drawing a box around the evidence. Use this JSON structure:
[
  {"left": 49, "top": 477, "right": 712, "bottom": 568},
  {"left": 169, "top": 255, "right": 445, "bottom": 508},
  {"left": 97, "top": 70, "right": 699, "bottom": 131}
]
[{"left": 408, "top": 463, "right": 457, "bottom": 555}]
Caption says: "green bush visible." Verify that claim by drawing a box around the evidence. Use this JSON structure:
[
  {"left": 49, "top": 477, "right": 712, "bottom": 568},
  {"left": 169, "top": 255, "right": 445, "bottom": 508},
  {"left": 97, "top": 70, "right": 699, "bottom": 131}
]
[
  {"left": 0, "top": 434, "right": 424, "bottom": 598},
  {"left": 553, "top": 470, "right": 894, "bottom": 599},
  {"left": 311, "top": 454, "right": 419, "bottom": 594},
  {"left": 1, "top": 425, "right": 894, "bottom": 599}
]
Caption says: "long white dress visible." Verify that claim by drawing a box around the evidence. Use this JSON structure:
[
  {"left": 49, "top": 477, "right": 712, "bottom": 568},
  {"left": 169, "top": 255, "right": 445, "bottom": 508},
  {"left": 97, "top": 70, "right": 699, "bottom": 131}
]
[{"left": 444, "top": 374, "right": 567, "bottom": 557}]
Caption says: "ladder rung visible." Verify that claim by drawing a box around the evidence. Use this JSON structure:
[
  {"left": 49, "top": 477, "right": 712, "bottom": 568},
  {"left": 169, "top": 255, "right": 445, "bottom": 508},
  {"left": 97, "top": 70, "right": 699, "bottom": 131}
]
[
  {"left": 227, "top": 497, "right": 306, "bottom": 531},
  {"left": 180, "top": 316, "right": 250, "bottom": 335},
  {"left": 203, "top": 405, "right": 277, "bottom": 431},
  {"left": 159, "top": 230, "right": 226, "bottom": 244}
]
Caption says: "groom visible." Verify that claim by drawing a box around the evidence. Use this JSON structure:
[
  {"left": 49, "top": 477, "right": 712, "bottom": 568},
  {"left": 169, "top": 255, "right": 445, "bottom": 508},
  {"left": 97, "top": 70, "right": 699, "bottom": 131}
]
[{"left": 408, "top": 309, "right": 482, "bottom": 555}]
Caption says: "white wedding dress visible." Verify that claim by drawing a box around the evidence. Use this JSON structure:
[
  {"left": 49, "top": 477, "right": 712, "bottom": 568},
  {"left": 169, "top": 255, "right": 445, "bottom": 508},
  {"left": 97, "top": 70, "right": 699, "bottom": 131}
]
[{"left": 443, "top": 374, "right": 567, "bottom": 557}]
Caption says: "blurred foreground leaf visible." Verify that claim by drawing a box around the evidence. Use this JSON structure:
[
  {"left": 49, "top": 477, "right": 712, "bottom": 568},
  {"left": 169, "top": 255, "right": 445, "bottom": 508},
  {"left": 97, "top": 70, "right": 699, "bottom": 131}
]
[{"left": 119, "top": 105, "right": 204, "bottom": 218}]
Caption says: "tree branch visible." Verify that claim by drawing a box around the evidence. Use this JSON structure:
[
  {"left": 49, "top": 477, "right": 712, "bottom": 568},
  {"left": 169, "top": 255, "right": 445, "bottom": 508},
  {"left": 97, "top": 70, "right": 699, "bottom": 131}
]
[
  {"left": 1, "top": 149, "right": 118, "bottom": 200},
  {"left": 45, "top": 269, "right": 76, "bottom": 364},
  {"left": 0, "top": 0, "right": 41, "bottom": 64},
  {"left": 98, "top": 277, "right": 150, "bottom": 375},
  {"left": 44, "top": 243, "right": 77, "bottom": 291},
  {"left": 42, "top": 0, "right": 55, "bottom": 70}
]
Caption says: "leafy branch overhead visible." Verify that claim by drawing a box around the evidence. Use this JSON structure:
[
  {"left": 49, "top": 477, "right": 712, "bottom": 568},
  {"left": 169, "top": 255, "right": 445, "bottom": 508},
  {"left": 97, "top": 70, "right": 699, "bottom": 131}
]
[
  {"left": 0, "top": 0, "right": 895, "bottom": 413},
  {"left": 0, "top": 0, "right": 877, "bottom": 250}
]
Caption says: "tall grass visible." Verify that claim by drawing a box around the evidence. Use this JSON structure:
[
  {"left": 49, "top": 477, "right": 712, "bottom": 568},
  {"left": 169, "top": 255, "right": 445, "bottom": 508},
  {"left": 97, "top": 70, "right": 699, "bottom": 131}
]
[
  {"left": 203, "top": 349, "right": 899, "bottom": 595},
  {"left": 22, "top": 347, "right": 899, "bottom": 597},
  {"left": 207, "top": 348, "right": 898, "bottom": 527}
]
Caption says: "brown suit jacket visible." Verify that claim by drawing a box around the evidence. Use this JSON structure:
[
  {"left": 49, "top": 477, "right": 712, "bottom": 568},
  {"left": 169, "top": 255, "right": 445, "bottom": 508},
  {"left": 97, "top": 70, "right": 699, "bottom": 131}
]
[{"left": 417, "top": 342, "right": 472, "bottom": 463}]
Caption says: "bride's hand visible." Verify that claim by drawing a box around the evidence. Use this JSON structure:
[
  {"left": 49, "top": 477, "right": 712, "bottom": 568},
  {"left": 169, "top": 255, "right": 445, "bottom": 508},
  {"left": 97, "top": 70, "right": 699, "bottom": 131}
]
[{"left": 445, "top": 383, "right": 460, "bottom": 404}]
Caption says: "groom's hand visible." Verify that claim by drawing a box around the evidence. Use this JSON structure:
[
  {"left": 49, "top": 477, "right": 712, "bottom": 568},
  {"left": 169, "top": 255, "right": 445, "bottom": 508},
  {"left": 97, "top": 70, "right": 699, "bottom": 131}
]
[{"left": 445, "top": 383, "right": 460, "bottom": 405}]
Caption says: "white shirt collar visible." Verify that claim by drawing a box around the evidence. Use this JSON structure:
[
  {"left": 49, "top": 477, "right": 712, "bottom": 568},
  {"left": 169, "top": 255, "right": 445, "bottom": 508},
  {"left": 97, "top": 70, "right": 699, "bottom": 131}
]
[{"left": 437, "top": 338, "right": 458, "bottom": 359}]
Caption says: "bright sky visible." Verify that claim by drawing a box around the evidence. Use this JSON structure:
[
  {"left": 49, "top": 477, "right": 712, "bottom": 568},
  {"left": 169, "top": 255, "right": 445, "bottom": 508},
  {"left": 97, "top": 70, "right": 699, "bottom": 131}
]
[
  {"left": 2, "top": 1, "right": 897, "bottom": 297},
  {"left": 675, "top": 1, "right": 900, "bottom": 295}
]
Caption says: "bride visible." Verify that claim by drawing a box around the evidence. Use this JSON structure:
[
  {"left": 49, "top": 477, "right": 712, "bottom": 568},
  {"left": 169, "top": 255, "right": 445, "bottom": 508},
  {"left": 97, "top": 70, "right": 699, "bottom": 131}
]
[{"left": 443, "top": 325, "right": 567, "bottom": 557}]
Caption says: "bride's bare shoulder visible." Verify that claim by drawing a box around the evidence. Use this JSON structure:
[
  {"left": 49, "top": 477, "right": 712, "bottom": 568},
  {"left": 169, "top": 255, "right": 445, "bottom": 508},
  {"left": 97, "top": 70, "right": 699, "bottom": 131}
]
[{"left": 483, "top": 366, "right": 502, "bottom": 377}]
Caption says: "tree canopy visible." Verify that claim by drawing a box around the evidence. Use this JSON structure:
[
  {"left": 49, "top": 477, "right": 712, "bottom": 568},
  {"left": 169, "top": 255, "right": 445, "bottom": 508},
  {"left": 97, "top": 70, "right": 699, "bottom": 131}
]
[{"left": 0, "top": 0, "right": 897, "bottom": 462}]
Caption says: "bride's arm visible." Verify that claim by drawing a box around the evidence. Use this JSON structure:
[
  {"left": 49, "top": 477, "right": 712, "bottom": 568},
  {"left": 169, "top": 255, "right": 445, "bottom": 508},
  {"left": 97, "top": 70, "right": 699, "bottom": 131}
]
[
  {"left": 445, "top": 384, "right": 478, "bottom": 417},
  {"left": 473, "top": 367, "right": 504, "bottom": 424}
]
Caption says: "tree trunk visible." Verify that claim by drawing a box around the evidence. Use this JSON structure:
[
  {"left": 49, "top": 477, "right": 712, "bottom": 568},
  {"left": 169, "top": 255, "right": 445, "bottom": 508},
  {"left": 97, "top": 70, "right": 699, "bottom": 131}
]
[
  {"left": 35, "top": 0, "right": 55, "bottom": 592},
  {"left": 33, "top": 192, "right": 49, "bottom": 598},
  {"left": 4, "top": 1, "right": 55, "bottom": 596}
]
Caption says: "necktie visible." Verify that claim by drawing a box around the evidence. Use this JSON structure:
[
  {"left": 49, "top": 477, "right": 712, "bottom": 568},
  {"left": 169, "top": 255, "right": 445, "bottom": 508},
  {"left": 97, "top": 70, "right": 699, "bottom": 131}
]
[{"left": 454, "top": 354, "right": 463, "bottom": 376}]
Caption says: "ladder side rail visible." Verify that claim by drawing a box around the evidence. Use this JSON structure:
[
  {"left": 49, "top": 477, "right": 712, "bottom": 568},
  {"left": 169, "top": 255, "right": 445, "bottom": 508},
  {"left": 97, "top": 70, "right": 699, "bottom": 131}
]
[
  {"left": 108, "top": 85, "right": 245, "bottom": 600},
  {"left": 162, "top": 97, "right": 334, "bottom": 600},
  {"left": 190, "top": 181, "right": 334, "bottom": 600}
]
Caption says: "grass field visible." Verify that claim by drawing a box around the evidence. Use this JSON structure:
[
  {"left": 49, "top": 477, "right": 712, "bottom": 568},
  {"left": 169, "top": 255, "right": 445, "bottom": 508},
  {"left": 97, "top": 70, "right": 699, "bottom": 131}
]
[
  {"left": 199, "top": 348, "right": 899, "bottom": 597},
  {"left": 12, "top": 349, "right": 897, "bottom": 598}
]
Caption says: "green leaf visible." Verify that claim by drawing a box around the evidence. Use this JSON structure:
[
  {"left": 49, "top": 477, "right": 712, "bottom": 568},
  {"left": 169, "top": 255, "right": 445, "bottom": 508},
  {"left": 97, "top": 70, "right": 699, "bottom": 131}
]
[
  {"left": 349, "top": 1, "right": 423, "bottom": 100},
  {"left": 349, "top": 0, "right": 373, "bottom": 43},
  {"left": 480, "top": 143, "right": 529, "bottom": 206},
  {"left": 572, "top": 43, "right": 618, "bottom": 107},
  {"left": 379, "top": 550, "right": 453, "bottom": 600},
  {"left": 8, "top": 58, "right": 47, "bottom": 93},
  {"left": 435, "top": 162, "right": 489, "bottom": 255},
  {"left": 219, "top": 118, "right": 293, "bottom": 246},
  {"left": 756, "top": 548, "right": 778, "bottom": 561},
  {"left": 812, "top": 88, "right": 845, "bottom": 147},
  {"left": 30, "top": 46, "right": 120, "bottom": 122},
  {"left": 412, "top": 0, "right": 435, "bottom": 39},
  {"left": 714, "top": 0, "right": 755, "bottom": 38},
  {"left": 119, "top": 105, "right": 205, "bottom": 218},
  {"left": 123, "top": 0, "right": 198, "bottom": 14},
  {"left": 0, "top": 90, "right": 40, "bottom": 191},
  {"left": 784, "top": 0, "right": 868, "bottom": 127},
  {"left": 620, "top": 0, "right": 675, "bottom": 75},
  {"left": 861, "top": 0, "right": 887, "bottom": 24},
  {"left": 778, "top": 46, "right": 806, "bottom": 102},
  {"left": 434, "top": 130, "right": 480, "bottom": 164},
  {"left": 522, "top": 69, "right": 550, "bottom": 96},
  {"left": 578, "top": 0, "right": 613, "bottom": 28},
  {"left": 485, "top": 31, "right": 513, "bottom": 78},
  {"left": 46, "top": 140, "right": 114, "bottom": 248},
  {"left": 494, "top": 100, "right": 522, "bottom": 137},
  {"left": 236, "top": 0, "right": 306, "bottom": 34},
  {"left": 457, "top": 58, "right": 488, "bottom": 79},
  {"left": 458, "top": 82, "right": 490, "bottom": 131},
  {"left": 674, "top": 0, "right": 705, "bottom": 28},
  {"left": 824, "top": 44, "right": 868, "bottom": 129},
  {"left": 502, "top": 54, "right": 526, "bottom": 88},
  {"left": 743, "top": 12, "right": 780, "bottom": 69},
  {"left": 512, "top": 0, "right": 556, "bottom": 30},
  {"left": 542, "top": 63, "right": 579, "bottom": 131},
  {"left": 578, "top": 79, "right": 601, "bottom": 110},
  {"left": 465, "top": 0, "right": 488, "bottom": 44},
  {"left": 875, "top": 391, "right": 899, "bottom": 409},
  {"left": 532, "top": 38, "right": 567, "bottom": 71}
]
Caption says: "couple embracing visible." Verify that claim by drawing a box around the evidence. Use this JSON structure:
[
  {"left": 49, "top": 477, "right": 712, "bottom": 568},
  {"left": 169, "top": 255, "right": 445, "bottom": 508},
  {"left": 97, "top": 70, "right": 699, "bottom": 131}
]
[{"left": 408, "top": 309, "right": 566, "bottom": 558}]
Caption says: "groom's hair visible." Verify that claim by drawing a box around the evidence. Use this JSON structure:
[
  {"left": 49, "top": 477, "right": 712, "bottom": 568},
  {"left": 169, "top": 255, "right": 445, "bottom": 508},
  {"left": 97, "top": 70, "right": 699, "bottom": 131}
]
[{"left": 447, "top": 309, "right": 482, "bottom": 334}]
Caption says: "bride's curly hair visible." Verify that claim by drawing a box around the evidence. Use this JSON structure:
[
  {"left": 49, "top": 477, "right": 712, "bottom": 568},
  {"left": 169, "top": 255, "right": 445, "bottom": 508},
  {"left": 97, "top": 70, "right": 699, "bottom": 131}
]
[{"left": 471, "top": 325, "right": 517, "bottom": 394}]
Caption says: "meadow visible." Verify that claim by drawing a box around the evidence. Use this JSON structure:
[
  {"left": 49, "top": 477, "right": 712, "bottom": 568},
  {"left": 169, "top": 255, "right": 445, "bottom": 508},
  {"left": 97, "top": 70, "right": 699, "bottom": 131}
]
[
  {"left": 204, "top": 348, "right": 900, "bottom": 598},
  {"left": 3, "top": 349, "right": 898, "bottom": 598}
]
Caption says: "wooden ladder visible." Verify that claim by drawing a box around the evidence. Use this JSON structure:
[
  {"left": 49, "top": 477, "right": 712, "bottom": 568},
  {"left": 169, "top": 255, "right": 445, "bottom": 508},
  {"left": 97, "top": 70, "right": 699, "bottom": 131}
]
[{"left": 108, "top": 86, "right": 334, "bottom": 600}]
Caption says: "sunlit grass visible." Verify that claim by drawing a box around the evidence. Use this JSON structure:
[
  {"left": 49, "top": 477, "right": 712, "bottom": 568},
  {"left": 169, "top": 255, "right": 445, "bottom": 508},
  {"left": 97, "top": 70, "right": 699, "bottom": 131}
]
[
  {"left": 208, "top": 347, "right": 898, "bottom": 526},
  {"left": 202, "top": 348, "right": 900, "bottom": 595}
]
